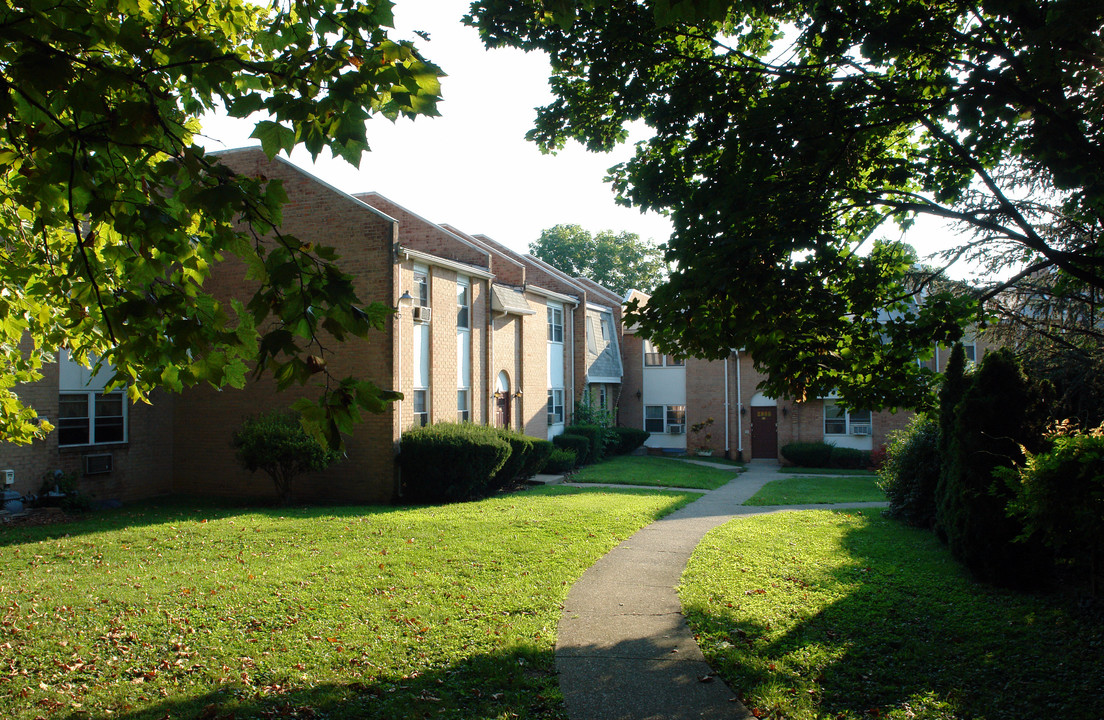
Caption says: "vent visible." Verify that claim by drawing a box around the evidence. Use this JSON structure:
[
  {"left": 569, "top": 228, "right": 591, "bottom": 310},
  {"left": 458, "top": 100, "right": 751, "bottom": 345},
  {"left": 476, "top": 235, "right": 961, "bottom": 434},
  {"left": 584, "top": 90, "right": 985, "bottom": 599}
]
[
  {"left": 84, "top": 453, "right": 113, "bottom": 475},
  {"left": 667, "top": 424, "right": 685, "bottom": 435},
  {"left": 412, "top": 306, "right": 432, "bottom": 324},
  {"left": 850, "top": 423, "right": 872, "bottom": 436}
]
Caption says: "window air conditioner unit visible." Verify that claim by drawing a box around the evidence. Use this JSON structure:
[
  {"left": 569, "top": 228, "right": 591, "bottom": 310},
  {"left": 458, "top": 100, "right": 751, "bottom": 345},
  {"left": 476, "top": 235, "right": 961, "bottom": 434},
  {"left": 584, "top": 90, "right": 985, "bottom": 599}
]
[
  {"left": 411, "top": 306, "right": 431, "bottom": 323},
  {"left": 84, "top": 453, "right": 113, "bottom": 475},
  {"left": 667, "top": 424, "right": 685, "bottom": 435},
  {"left": 850, "top": 423, "right": 872, "bottom": 436}
]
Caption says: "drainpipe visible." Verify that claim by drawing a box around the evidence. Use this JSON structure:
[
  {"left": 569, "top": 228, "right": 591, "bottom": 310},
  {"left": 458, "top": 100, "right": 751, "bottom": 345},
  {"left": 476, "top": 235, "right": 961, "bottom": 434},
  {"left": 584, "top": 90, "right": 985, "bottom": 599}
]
[
  {"left": 487, "top": 285, "right": 494, "bottom": 424},
  {"left": 723, "top": 354, "right": 730, "bottom": 459},
  {"left": 735, "top": 349, "right": 743, "bottom": 460},
  {"left": 568, "top": 305, "right": 575, "bottom": 426}
]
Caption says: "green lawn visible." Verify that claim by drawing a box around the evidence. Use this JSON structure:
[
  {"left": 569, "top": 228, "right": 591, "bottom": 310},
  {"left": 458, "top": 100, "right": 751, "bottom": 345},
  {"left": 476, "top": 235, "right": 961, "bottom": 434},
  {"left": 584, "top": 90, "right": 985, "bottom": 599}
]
[
  {"left": 570, "top": 455, "right": 737, "bottom": 490},
  {"left": 680, "top": 511, "right": 1104, "bottom": 719},
  {"left": 777, "top": 466, "right": 876, "bottom": 476},
  {"left": 0, "top": 486, "right": 697, "bottom": 720},
  {"left": 744, "top": 475, "right": 886, "bottom": 505}
]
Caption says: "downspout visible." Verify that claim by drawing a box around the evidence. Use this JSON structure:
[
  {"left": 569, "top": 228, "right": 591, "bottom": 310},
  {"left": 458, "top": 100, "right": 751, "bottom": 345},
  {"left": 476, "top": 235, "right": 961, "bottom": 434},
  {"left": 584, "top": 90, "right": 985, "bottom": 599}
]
[
  {"left": 487, "top": 284, "right": 494, "bottom": 424},
  {"left": 568, "top": 305, "right": 575, "bottom": 426},
  {"left": 934, "top": 344, "right": 940, "bottom": 372},
  {"left": 735, "top": 349, "right": 743, "bottom": 460},
  {"left": 723, "top": 353, "right": 730, "bottom": 459}
]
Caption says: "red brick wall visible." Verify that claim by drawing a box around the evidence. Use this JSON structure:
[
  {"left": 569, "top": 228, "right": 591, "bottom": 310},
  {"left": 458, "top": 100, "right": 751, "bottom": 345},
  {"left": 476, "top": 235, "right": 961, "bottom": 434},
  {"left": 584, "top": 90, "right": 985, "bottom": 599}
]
[
  {"left": 442, "top": 227, "right": 527, "bottom": 287},
  {"left": 172, "top": 149, "right": 399, "bottom": 503},
  {"left": 520, "top": 293, "right": 549, "bottom": 438},
  {"left": 685, "top": 357, "right": 727, "bottom": 454},
  {"left": 359, "top": 194, "right": 489, "bottom": 269},
  {"left": 619, "top": 332, "right": 644, "bottom": 430}
]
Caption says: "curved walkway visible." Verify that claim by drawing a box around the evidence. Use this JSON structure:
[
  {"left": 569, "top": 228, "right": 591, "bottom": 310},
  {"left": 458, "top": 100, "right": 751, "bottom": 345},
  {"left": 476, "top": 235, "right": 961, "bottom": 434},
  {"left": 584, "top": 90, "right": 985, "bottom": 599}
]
[{"left": 556, "top": 460, "right": 887, "bottom": 720}]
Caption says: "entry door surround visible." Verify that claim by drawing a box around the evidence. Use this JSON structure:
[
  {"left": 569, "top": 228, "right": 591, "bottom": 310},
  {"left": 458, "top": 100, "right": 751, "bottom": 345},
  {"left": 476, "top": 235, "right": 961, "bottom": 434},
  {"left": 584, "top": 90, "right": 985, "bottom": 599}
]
[{"left": 751, "top": 405, "right": 778, "bottom": 459}]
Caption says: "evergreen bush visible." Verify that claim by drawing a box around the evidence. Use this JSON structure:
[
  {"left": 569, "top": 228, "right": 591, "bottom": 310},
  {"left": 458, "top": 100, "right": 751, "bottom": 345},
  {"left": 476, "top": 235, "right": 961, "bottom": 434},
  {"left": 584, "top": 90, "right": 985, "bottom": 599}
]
[
  {"left": 544, "top": 448, "right": 577, "bottom": 474},
  {"left": 522, "top": 440, "right": 555, "bottom": 478},
  {"left": 879, "top": 414, "right": 942, "bottom": 528},
  {"left": 611, "top": 426, "right": 649, "bottom": 454},
  {"left": 564, "top": 424, "right": 605, "bottom": 464},
  {"left": 553, "top": 433, "right": 590, "bottom": 465},
  {"left": 491, "top": 429, "right": 535, "bottom": 491},
  {"left": 832, "top": 447, "right": 870, "bottom": 469},
  {"left": 780, "top": 441, "right": 834, "bottom": 467},
  {"left": 399, "top": 423, "right": 511, "bottom": 503}
]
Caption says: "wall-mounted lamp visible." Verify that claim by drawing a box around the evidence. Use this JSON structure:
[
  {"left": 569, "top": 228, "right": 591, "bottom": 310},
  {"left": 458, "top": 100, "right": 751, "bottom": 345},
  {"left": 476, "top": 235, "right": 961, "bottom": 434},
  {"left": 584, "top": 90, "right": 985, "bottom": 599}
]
[
  {"left": 634, "top": 390, "right": 642, "bottom": 400},
  {"left": 739, "top": 406, "right": 746, "bottom": 416},
  {"left": 396, "top": 290, "right": 413, "bottom": 309},
  {"left": 782, "top": 407, "right": 789, "bottom": 417},
  {"left": 513, "top": 391, "right": 523, "bottom": 399}
]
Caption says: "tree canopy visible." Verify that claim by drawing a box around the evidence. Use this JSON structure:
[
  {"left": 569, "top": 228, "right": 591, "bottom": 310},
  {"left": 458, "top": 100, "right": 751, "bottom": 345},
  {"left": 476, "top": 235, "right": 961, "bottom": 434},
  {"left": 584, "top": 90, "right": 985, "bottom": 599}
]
[
  {"left": 0, "top": 0, "right": 442, "bottom": 445},
  {"left": 468, "top": 0, "right": 1104, "bottom": 410},
  {"left": 529, "top": 223, "right": 665, "bottom": 295}
]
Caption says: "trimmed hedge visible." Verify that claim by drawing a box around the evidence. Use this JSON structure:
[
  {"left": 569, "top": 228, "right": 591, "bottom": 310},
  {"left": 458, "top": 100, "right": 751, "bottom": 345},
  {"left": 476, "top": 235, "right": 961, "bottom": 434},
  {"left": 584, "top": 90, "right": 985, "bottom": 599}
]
[
  {"left": 611, "top": 426, "right": 649, "bottom": 454},
  {"left": 399, "top": 423, "right": 511, "bottom": 503},
  {"left": 832, "top": 447, "right": 871, "bottom": 469},
  {"left": 553, "top": 434, "right": 589, "bottom": 465},
  {"left": 544, "top": 448, "right": 577, "bottom": 474},
  {"left": 780, "top": 441, "right": 834, "bottom": 468},
  {"left": 523, "top": 440, "right": 555, "bottom": 478},
  {"left": 565, "top": 424, "right": 606, "bottom": 464},
  {"left": 491, "top": 430, "right": 535, "bottom": 490}
]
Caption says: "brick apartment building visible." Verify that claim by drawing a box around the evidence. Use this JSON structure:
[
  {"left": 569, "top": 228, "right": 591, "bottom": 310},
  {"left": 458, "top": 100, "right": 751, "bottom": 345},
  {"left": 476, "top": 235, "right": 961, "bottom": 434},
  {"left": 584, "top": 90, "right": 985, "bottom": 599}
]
[{"left": 1, "top": 148, "right": 624, "bottom": 505}]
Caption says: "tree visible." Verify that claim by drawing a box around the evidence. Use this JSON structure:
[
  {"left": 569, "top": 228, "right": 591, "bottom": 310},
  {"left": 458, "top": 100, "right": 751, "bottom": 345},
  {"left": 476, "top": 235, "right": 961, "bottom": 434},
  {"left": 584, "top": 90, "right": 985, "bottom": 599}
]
[
  {"left": 529, "top": 224, "right": 665, "bottom": 295},
  {"left": 233, "top": 411, "right": 342, "bottom": 505},
  {"left": 468, "top": 0, "right": 1104, "bottom": 410},
  {"left": 0, "top": 0, "right": 442, "bottom": 445}
]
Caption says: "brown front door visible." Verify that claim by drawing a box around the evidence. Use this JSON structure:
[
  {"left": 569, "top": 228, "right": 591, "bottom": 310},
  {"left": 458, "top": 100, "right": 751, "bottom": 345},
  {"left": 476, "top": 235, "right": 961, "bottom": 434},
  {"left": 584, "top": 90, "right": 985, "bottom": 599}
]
[
  {"left": 496, "top": 394, "right": 511, "bottom": 428},
  {"left": 750, "top": 406, "right": 778, "bottom": 459}
]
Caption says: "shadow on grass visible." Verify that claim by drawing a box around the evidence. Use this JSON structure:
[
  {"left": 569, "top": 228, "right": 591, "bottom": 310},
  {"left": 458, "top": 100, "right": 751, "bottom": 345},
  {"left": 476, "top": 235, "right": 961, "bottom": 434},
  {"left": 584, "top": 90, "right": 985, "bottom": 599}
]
[
  {"left": 50, "top": 646, "right": 563, "bottom": 720},
  {"left": 686, "top": 513, "right": 1104, "bottom": 719}
]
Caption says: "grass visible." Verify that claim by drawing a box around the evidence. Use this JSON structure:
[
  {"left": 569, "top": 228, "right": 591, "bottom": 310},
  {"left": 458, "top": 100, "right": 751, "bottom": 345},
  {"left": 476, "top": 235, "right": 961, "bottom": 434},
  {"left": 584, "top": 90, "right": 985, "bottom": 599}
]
[
  {"left": 680, "top": 510, "right": 1104, "bottom": 719},
  {"left": 676, "top": 455, "right": 746, "bottom": 468},
  {"left": 778, "top": 466, "right": 876, "bottom": 476},
  {"left": 569, "top": 455, "right": 737, "bottom": 490},
  {"left": 744, "top": 476, "right": 886, "bottom": 505},
  {"left": 0, "top": 485, "right": 698, "bottom": 720}
]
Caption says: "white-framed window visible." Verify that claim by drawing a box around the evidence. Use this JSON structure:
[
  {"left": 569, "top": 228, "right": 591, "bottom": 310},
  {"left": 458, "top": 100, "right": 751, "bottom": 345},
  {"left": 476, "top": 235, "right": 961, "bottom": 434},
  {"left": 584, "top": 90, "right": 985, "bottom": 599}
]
[
  {"left": 642, "top": 339, "right": 683, "bottom": 367},
  {"left": 456, "top": 276, "right": 470, "bottom": 330},
  {"left": 57, "top": 350, "right": 127, "bottom": 447},
  {"left": 598, "top": 385, "right": 608, "bottom": 409},
  {"left": 644, "top": 404, "right": 685, "bottom": 433},
  {"left": 457, "top": 390, "right": 470, "bottom": 422},
  {"left": 413, "top": 267, "right": 429, "bottom": 308},
  {"left": 413, "top": 389, "right": 428, "bottom": 427},
  {"left": 963, "top": 343, "right": 976, "bottom": 362},
  {"left": 547, "top": 388, "right": 564, "bottom": 425},
  {"left": 824, "top": 402, "right": 872, "bottom": 435},
  {"left": 547, "top": 305, "right": 564, "bottom": 343},
  {"left": 586, "top": 317, "right": 598, "bottom": 353},
  {"left": 600, "top": 316, "right": 611, "bottom": 342}
]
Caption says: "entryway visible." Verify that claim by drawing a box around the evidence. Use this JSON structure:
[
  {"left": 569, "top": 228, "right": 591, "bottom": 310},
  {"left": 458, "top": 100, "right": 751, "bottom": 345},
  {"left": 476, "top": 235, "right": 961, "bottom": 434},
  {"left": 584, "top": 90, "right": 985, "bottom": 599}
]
[{"left": 750, "top": 405, "right": 778, "bottom": 459}]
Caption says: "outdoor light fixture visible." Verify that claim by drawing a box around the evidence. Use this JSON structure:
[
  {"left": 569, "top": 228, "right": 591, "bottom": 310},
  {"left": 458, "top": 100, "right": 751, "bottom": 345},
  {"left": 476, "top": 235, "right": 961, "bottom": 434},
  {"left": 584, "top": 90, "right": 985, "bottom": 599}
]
[{"left": 397, "top": 290, "right": 413, "bottom": 308}]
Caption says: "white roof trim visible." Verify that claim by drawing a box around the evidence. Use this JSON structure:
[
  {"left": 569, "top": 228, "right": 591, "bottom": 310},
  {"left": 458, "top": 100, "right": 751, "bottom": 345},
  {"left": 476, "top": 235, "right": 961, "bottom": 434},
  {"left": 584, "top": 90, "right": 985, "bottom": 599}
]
[
  {"left": 400, "top": 247, "right": 494, "bottom": 280},
  {"left": 587, "top": 375, "right": 622, "bottom": 384},
  {"left": 586, "top": 302, "right": 614, "bottom": 314},
  {"left": 525, "top": 284, "right": 579, "bottom": 305}
]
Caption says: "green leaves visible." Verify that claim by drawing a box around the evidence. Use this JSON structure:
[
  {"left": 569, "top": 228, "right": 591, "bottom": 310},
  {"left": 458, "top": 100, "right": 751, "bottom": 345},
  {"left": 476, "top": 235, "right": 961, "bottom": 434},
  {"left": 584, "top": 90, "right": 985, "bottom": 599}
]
[{"left": 0, "top": 0, "right": 443, "bottom": 445}]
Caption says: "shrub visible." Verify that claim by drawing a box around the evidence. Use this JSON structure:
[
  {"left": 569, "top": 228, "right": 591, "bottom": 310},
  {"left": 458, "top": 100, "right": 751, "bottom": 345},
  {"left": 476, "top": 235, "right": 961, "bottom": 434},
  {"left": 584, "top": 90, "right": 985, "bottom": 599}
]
[
  {"left": 1003, "top": 422, "right": 1104, "bottom": 595},
  {"left": 544, "top": 448, "right": 577, "bottom": 474},
  {"left": 879, "top": 415, "right": 942, "bottom": 528},
  {"left": 233, "top": 412, "right": 341, "bottom": 505},
  {"left": 523, "top": 440, "right": 555, "bottom": 477},
  {"left": 869, "top": 444, "right": 888, "bottom": 470},
  {"left": 565, "top": 424, "right": 605, "bottom": 464},
  {"left": 553, "top": 433, "right": 590, "bottom": 465},
  {"left": 399, "top": 423, "right": 512, "bottom": 503},
  {"left": 780, "top": 441, "right": 834, "bottom": 468},
  {"left": 491, "top": 429, "right": 535, "bottom": 491},
  {"left": 832, "top": 447, "right": 870, "bottom": 469},
  {"left": 938, "top": 349, "right": 1049, "bottom": 587},
  {"left": 611, "top": 426, "right": 649, "bottom": 454}
]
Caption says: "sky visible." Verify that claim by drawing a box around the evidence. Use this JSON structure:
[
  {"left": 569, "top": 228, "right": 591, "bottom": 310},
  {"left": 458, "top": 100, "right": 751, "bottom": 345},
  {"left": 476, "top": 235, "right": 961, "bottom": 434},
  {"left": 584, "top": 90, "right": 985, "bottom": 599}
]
[
  {"left": 198, "top": 0, "right": 965, "bottom": 272},
  {"left": 198, "top": 0, "right": 674, "bottom": 258}
]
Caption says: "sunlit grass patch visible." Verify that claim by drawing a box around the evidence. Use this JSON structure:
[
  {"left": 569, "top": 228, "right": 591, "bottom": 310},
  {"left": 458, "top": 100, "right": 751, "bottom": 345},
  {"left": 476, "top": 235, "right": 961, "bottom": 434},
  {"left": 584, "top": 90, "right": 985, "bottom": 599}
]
[
  {"left": 744, "top": 476, "right": 885, "bottom": 505},
  {"left": 681, "top": 510, "right": 1104, "bottom": 719},
  {"left": 1, "top": 486, "right": 697, "bottom": 720},
  {"left": 569, "top": 455, "right": 735, "bottom": 490}
]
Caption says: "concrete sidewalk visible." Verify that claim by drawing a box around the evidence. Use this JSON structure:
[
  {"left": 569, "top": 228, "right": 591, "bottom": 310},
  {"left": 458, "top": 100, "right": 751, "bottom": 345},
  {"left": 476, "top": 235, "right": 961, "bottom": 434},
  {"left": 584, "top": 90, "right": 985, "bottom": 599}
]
[{"left": 555, "top": 460, "right": 886, "bottom": 720}]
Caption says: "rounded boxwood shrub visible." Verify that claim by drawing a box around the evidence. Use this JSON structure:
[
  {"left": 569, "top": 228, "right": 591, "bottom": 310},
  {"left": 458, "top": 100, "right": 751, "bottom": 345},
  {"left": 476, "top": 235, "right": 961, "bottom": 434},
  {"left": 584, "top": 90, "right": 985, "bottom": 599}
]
[
  {"left": 553, "top": 433, "right": 590, "bottom": 465},
  {"left": 491, "top": 429, "right": 535, "bottom": 490},
  {"left": 780, "top": 441, "right": 834, "bottom": 468},
  {"left": 399, "top": 423, "right": 511, "bottom": 503},
  {"left": 832, "top": 447, "right": 870, "bottom": 469},
  {"left": 544, "top": 448, "right": 577, "bottom": 474},
  {"left": 564, "top": 424, "right": 606, "bottom": 464},
  {"left": 612, "top": 426, "right": 649, "bottom": 454},
  {"left": 523, "top": 439, "right": 555, "bottom": 477}
]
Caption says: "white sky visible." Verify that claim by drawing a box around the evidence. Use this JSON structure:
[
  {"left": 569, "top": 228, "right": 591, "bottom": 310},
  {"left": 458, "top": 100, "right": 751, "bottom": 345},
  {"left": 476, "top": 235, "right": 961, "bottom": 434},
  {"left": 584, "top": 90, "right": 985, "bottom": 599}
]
[
  {"left": 198, "top": 0, "right": 673, "bottom": 257},
  {"left": 198, "top": 0, "right": 964, "bottom": 269}
]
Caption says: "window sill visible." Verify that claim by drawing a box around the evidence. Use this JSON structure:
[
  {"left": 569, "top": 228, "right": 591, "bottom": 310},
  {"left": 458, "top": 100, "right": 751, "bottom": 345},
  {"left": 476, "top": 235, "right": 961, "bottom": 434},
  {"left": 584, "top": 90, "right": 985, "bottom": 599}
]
[{"left": 58, "top": 442, "right": 128, "bottom": 451}]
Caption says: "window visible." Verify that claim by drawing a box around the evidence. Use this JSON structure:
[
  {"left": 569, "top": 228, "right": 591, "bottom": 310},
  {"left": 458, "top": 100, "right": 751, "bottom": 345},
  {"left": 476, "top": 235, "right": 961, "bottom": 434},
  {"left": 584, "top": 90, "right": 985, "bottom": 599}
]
[
  {"left": 547, "top": 389, "right": 564, "bottom": 425},
  {"left": 547, "top": 305, "right": 564, "bottom": 343},
  {"left": 600, "top": 316, "right": 611, "bottom": 341},
  {"left": 645, "top": 405, "right": 685, "bottom": 433},
  {"left": 964, "top": 343, "right": 976, "bottom": 362},
  {"left": 667, "top": 355, "right": 685, "bottom": 366},
  {"left": 642, "top": 339, "right": 682, "bottom": 367},
  {"left": 824, "top": 402, "right": 871, "bottom": 435},
  {"left": 598, "top": 385, "right": 608, "bottom": 409},
  {"left": 456, "top": 277, "right": 470, "bottom": 329},
  {"left": 414, "top": 269, "right": 429, "bottom": 307},
  {"left": 57, "top": 350, "right": 127, "bottom": 447},
  {"left": 586, "top": 317, "right": 598, "bottom": 353},
  {"left": 457, "top": 390, "right": 470, "bottom": 422},
  {"left": 413, "top": 390, "right": 428, "bottom": 427}
]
